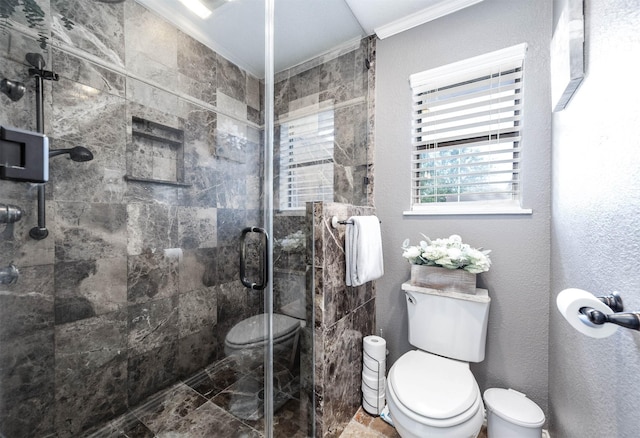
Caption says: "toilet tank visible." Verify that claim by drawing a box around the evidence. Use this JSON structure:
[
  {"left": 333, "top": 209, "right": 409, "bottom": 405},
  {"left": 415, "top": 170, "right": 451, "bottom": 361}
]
[{"left": 401, "top": 282, "right": 490, "bottom": 362}]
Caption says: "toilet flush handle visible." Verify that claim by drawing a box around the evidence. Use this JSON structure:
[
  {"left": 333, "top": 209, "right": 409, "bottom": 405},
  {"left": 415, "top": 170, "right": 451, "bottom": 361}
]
[{"left": 405, "top": 292, "right": 417, "bottom": 305}]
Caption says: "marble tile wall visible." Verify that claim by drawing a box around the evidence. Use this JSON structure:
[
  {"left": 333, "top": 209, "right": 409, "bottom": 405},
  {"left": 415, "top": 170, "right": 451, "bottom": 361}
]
[
  {"left": 275, "top": 36, "right": 377, "bottom": 438},
  {"left": 0, "top": 1, "right": 264, "bottom": 436},
  {"left": 0, "top": 2, "right": 376, "bottom": 437},
  {"left": 308, "top": 202, "right": 377, "bottom": 438},
  {"left": 274, "top": 36, "right": 377, "bottom": 210}
]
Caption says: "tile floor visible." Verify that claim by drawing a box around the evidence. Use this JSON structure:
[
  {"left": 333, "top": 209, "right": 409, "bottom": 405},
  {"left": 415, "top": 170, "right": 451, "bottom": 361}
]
[
  {"left": 340, "top": 408, "right": 489, "bottom": 438},
  {"left": 84, "top": 355, "right": 491, "bottom": 438},
  {"left": 86, "top": 356, "right": 308, "bottom": 437},
  {"left": 84, "top": 358, "right": 493, "bottom": 438}
]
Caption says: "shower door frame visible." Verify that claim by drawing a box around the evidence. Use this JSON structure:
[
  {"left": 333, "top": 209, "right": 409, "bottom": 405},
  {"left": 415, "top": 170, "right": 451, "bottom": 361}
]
[{"left": 263, "top": 0, "right": 276, "bottom": 435}]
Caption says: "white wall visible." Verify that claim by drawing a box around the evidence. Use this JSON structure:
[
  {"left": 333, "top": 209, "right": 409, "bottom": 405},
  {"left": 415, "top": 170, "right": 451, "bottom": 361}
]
[
  {"left": 549, "top": 0, "right": 640, "bottom": 435},
  {"left": 374, "top": 0, "right": 552, "bottom": 415}
]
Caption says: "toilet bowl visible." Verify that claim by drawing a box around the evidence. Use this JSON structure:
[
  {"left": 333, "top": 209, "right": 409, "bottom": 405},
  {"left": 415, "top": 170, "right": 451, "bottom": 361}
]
[
  {"left": 223, "top": 312, "right": 303, "bottom": 420},
  {"left": 224, "top": 313, "right": 302, "bottom": 370},
  {"left": 386, "top": 350, "right": 485, "bottom": 438}
]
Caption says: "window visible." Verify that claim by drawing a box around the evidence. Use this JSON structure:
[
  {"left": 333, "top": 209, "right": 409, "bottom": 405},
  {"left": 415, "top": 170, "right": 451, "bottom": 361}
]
[
  {"left": 408, "top": 44, "right": 530, "bottom": 214},
  {"left": 279, "top": 106, "right": 334, "bottom": 210}
]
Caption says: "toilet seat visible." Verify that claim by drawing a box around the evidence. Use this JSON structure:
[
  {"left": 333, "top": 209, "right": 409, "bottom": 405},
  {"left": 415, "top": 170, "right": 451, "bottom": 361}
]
[
  {"left": 225, "top": 313, "right": 301, "bottom": 349},
  {"left": 387, "top": 350, "right": 481, "bottom": 428}
]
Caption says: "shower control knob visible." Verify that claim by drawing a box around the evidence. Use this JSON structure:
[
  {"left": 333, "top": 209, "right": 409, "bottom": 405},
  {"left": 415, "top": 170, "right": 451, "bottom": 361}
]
[
  {"left": 0, "top": 263, "right": 19, "bottom": 285},
  {"left": 0, "top": 204, "right": 24, "bottom": 224}
]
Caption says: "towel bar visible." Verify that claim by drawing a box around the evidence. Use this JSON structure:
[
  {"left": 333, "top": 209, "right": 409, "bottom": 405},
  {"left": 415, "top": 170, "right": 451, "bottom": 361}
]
[{"left": 331, "top": 216, "right": 382, "bottom": 228}]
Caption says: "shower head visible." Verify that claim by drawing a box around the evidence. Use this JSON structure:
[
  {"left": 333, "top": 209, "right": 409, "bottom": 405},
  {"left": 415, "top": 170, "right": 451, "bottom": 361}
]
[
  {"left": 49, "top": 146, "right": 94, "bottom": 162},
  {"left": 1, "top": 78, "right": 26, "bottom": 101},
  {"left": 25, "top": 52, "right": 46, "bottom": 70}
]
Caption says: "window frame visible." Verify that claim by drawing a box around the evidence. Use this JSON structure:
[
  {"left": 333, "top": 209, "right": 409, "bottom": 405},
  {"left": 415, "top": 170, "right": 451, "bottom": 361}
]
[{"left": 404, "top": 43, "right": 532, "bottom": 216}]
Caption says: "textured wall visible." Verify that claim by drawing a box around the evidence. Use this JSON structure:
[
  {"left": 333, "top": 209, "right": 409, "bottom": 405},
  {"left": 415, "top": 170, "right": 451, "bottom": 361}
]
[
  {"left": 374, "top": 0, "right": 552, "bottom": 416},
  {"left": 549, "top": 0, "right": 640, "bottom": 435}
]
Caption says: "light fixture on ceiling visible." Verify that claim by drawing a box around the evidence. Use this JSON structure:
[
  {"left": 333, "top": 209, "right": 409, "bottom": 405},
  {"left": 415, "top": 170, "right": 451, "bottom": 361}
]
[{"left": 177, "top": 0, "right": 212, "bottom": 19}]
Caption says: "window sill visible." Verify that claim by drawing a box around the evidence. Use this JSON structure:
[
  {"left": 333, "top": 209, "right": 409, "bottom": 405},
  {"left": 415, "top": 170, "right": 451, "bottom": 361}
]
[{"left": 404, "top": 203, "right": 533, "bottom": 216}]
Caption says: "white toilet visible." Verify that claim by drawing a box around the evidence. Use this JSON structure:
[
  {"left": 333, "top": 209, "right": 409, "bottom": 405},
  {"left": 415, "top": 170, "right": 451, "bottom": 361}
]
[
  {"left": 224, "top": 299, "right": 305, "bottom": 370},
  {"left": 386, "top": 283, "right": 491, "bottom": 438},
  {"left": 225, "top": 313, "right": 302, "bottom": 365}
]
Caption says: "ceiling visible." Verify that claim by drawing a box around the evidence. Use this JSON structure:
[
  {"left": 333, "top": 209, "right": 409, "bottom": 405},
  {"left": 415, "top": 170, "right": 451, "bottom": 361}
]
[{"left": 136, "top": 0, "right": 483, "bottom": 78}]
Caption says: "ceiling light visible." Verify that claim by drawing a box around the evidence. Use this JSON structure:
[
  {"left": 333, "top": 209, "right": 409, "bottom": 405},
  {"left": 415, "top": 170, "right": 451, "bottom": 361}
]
[{"left": 177, "top": 0, "right": 212, "bottom": 19}]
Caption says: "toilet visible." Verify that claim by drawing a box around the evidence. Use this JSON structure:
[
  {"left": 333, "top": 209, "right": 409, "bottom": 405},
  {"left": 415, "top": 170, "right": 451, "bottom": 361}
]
[
  {"left": 225, "top": 313, "right": 302, "bottom": 367},
  {"left": 224, "top": 299, "right": 305, "bottom": 370},
  {"left": 386, "top": 283, "right": 491, "bottom": 438}
]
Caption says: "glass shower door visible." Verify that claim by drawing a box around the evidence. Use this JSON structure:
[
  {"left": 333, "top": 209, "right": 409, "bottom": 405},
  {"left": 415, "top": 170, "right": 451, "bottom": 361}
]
[{"left": 0, "top": 0, "right": 282, "bottom": 436}]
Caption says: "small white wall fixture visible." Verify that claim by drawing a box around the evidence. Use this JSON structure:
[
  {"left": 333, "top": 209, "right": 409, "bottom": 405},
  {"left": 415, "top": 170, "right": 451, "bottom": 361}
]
[{"left": 550, "top": 0, "right": 585, "bottom": 111}]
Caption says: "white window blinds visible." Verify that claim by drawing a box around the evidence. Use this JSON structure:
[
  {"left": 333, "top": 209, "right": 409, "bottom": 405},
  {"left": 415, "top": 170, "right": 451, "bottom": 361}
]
[
  {"left": 409, "top": 44, "right": 527, "bottom": 210},
  {"left": 279, "top": 108, "right": 334, "bottom": 210}
]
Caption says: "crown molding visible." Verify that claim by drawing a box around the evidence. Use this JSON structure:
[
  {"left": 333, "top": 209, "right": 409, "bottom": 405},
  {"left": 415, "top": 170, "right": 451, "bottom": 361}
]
[{"left": 374, "top": 0, "right": 484, "bottom": 39}]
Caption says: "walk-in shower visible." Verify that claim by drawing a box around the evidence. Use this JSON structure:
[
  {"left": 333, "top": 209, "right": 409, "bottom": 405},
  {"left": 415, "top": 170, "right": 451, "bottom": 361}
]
[{"left": 0, "top": 0, "right": 374, "bottom": 436}]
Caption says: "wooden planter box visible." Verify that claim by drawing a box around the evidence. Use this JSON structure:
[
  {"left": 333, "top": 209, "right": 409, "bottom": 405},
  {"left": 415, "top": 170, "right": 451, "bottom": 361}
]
[{"left": 410, "top": 265, "right": 477, "bottom": 294}]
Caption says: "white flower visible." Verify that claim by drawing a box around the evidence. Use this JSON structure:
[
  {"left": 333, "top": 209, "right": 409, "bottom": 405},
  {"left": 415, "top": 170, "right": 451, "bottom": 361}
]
[
  {"left": 449, "top": 234, "right": 462, "bottom": 244},
  {"left": 423, "top": 245, "right": 446, "bottom": 261},
  {"left": 401, "top": 234, "right": 491, "bottom": 273},
  {"left": 446, "top": 247, "right": 462, "bottom": 260},
  {"left": 276, "top": 230, "right": 306, "bottom": 251},
  {"left": 403, "top": 246, "right": 421, "bottom": 259}
]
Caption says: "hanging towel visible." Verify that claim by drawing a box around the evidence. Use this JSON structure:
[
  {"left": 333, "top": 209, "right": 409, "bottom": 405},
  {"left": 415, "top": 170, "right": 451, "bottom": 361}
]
[{"left": 345, "top": 215, "right": 384, "bottom": 287}]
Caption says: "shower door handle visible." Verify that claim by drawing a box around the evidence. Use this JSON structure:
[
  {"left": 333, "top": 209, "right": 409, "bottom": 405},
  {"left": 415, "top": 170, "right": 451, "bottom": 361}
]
[{"left": 240, "top": 226, "right": 269, "bottom": 290}]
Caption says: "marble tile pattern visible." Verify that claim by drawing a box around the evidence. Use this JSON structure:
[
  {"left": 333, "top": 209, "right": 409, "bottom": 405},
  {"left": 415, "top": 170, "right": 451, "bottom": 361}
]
[
  {"left": 339, "top": 407, "right": 488, "bottom": 438},
  {"left": 275, "top": 36, "right": 376, "bottom": 209},
  {"left": 308, "top": 202, "right": 377, "bottom": 438},
  {"left": 0, "top": 2, "right": 376, "bottom": 438},
  {"left": 0, "top": 1, "right": 267, "bottom": 436},
  {"left": 81, "top": 355, "right": 314, "bottom": 437}
]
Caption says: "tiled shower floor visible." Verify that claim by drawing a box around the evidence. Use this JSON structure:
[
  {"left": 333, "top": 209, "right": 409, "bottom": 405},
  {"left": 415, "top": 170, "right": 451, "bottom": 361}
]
[{"left": 85, "top": 356, "right": 308, "bottom": 438}]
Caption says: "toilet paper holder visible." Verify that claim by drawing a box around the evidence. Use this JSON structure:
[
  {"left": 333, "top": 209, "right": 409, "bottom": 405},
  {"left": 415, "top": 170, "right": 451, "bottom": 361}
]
[{"left": 580, "top": 292, "right": 640, "bottom": 331}]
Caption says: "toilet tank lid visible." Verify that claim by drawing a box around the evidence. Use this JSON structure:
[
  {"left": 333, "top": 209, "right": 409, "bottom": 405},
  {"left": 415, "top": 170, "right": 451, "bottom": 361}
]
[
  {"left": 483, "top": 388, "right": 545, "bottom": 427},
  {"left": 402, "top": 282, "right": 490, "bottom": 303},
  {"left": 226, "top": 313, "right": 301, "bottom": 346}
]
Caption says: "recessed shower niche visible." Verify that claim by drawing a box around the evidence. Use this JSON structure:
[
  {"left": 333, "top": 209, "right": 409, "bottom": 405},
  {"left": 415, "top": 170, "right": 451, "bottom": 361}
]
[{"left": 126, "top": 116, "right": 189, "bottom": 186}]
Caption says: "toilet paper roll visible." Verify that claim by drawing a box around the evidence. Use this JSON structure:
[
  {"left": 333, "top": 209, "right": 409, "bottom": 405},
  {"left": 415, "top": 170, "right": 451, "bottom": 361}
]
[
  {"left": 363, "top": 355, "right": 384, "bottom": 375},
  {"left": 362, "top": 381, "right": 385, "bottom": 400},
  {"left": 363, "top": 335, "right": 387, "bottom": 361},
  {"left": 557, "top": 288, "right": 618, "bottom": 338},
  {"left": 362, "top": 374, "right": 385, "bottom": 392},
  {"left": 363, "top": 393, "right": 386, "bottom": 416}
]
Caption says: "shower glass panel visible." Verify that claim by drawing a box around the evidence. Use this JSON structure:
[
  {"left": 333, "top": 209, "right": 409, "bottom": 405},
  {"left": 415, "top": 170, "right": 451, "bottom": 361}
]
[
  {"left": 0, "top": 0, "right": 312, "bottom": 436},
  {"left": 0, "top": 0, "right": 374, "bottom": 435}
]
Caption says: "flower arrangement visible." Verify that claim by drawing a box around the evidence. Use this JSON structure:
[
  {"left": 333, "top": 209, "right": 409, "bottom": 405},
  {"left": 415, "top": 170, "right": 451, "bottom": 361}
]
[
  {"left": 401, "top": 234, "right": 491, "bottom": 274},
  {"left": 275, "top": 230, "right": 306, "bottom": 252}
]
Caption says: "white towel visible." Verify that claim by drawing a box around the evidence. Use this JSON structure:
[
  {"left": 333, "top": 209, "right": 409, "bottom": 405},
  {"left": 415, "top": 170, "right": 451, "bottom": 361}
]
[{"left": 345, "top": 215, "right": 384, "bottom": 286}]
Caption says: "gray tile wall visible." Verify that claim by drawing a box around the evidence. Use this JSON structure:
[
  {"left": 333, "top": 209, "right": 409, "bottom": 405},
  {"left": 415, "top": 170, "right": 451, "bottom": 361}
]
[
  {"left": 308, "top": 202, "right": 377, "bottom": 438},
  {"left": 0, "top": 1, "right": 375, "bottom": 436},
  {"left": 275, "top": 36, "right": 377, "bottom": 438},
  {"left": 274, "top": 36, "right": 376, "bottom": 209},
  {"left": 0, "top": 1, "right": 262, "bottom": 436}
]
